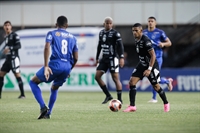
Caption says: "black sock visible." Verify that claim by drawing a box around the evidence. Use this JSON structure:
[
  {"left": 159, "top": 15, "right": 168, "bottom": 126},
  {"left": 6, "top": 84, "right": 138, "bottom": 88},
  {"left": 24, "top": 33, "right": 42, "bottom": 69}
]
[
  {"left": 116, "top": 90, "right": 122, "bottom": 101},
  {"left": 157, "top": 88, "right": 168, "bottom": 104},
  {"left": 129, "top": 85, "right": 136, "bottom": 106},
  {"left": 16, "top": 77, "right": 25, "bottom": 96},
  {"left": 100, "top": 85, "right": 111, "bottom": 97},
  {"left": 0, "top": 77, "right": 4, "bottom": 97}
]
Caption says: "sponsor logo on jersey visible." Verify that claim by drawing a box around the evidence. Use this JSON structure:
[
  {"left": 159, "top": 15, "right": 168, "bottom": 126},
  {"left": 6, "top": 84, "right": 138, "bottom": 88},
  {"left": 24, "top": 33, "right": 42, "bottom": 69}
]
[
  {"left": 55, "top": 32, "right": 61, "bottom": 36},
  {"left": 103, "top": 34, "right": 106, "bottom": 42}
]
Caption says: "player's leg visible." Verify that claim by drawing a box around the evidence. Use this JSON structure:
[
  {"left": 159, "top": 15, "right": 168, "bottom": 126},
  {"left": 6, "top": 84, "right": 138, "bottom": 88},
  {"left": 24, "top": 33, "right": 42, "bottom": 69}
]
[
  {"left": 123, "top": 65, "right": 143, "bottom": 112},
  {"left": 110, "top": 57, "right": 122, "bottom": 103},
  {"left": 123, "top": 76, "right": 140, "bottom": 112},
  {"left": 0, "top": 71, "right": 7, "bottom": 99},
  {"left": 148, "top": 67, "right": 170, "bottom": 112},
  {"left": 0, "top": 60, "right": 10, "bottom": 99},
  {"left": 111, "top": 72, "right": 122, "bottom": 103},
  {"left": 157, "top": 57, "right": 173, "bottom": 91},
  {"left": 11, "top": 57, "right": 25, "bottom": 98},
  {"left": 95, "top": 61, "right": 112, "bottom": 104},
  {"left": 46, "top": 63, "right": 71, "bottom": 119},
  {"left": 29, "top": 67, "right": 52, "bottom": 119}
]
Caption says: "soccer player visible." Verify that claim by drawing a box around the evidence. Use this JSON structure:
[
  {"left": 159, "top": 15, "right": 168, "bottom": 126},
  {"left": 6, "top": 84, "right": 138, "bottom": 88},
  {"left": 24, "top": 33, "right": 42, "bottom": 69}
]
[
  {"left": 143, "top": 16, "right": 173, "bottom": 103},
  {"left": 29, "top": 16, "right": 78, "bottom": 119},
  {"left": 0, "top": 21, "right": 25, "bottom": 99},
  {"left": 123, "top": 23, "right": 170, "bottom": 112},
  {"left": 95, "top": 17, "right": 124, "bottom": 104}
]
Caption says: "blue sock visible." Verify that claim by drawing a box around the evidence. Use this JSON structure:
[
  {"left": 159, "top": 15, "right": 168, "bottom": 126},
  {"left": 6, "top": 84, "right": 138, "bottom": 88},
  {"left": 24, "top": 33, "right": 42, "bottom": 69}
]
[
  {"left": 152, "top": 89, "right": 157, "bottom": 100},
  {"left": 160, "top": 77, "right": 169, "bottom": 84},
  {"left": 48, "top": 89, "right": 58, "bottom": 115},
  {"left": 29, "top": 80, "right": 46, "bottom": 109}
]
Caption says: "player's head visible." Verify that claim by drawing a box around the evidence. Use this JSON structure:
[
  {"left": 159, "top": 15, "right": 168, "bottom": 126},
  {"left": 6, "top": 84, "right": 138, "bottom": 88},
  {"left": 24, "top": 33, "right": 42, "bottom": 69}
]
[
  {"left": 104, "top": 17, "right": 113, "bottom": 31},
  {"left": 56, "top": 16, "right": 68, "bottom": 28},
  {"left": 132, "top": 23, "right": 143, "bottom": 39},
  {"left": 3, "top": 21, "right": 12, "bottom": 34},
  {"left": 148, "top": 16, "right": 156, "bottom": 29}
]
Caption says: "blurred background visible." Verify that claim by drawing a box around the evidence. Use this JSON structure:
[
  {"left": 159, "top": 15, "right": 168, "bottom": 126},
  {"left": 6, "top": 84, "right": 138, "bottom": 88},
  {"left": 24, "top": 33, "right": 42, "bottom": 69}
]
[{"left": 0, "top": 0, "right": 199, "bottom": 92}]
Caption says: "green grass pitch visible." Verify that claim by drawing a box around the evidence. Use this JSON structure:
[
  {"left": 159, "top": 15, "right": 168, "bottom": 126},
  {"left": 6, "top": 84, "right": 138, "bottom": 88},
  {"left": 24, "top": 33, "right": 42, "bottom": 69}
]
[{"left": 0, "top": 91, "right": 199, "bottom": 133}]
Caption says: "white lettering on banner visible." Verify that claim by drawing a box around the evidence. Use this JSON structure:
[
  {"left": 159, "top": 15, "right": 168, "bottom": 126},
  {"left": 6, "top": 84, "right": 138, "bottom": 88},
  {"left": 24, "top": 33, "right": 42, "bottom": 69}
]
[
  {"left": 177, "top": 76, "right": 200, "bottom": 91},
  {"left": 3, "top": 67, "right": 103, "bottom": 91}
]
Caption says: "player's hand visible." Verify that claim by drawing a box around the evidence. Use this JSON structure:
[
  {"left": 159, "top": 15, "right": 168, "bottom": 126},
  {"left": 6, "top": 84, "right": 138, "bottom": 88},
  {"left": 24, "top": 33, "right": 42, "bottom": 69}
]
[
  {"left": 158, "top": 43, "right": 164, "bottom": 48},
  {"left": 95, "top": 60, "right": 99, "bottom": 66},
  {"left": 3, "top": 47, "right": 10, "bottom": 54},
  {"left": 44, "top": 66, "right": 53, "bottom": 81},
  {"left": 119, "top": 58, "right": 124, "bottom": 68},
  {"left": 143, "top": 69, "right": 151, "bottom": 77}
]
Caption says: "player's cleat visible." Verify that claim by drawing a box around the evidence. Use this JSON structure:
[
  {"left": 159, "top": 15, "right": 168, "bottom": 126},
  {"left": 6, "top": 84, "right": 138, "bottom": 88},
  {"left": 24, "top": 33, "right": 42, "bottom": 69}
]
[
  {"left": 164, "top": 103, "right": 170, "bottom": 112},
  {"left": 167, "top": 78, "right": 173, "bottom": 91},
  {"left": 18, "top": 95, "right": 25, "bottom": 99},
  {"left": 38, "top": 106, "right": 49, "bottom": 119},
  {"left": 123, "top": 106, "right": 137, "bottom": 112},
  {"left": 102, "top": 96, "right": 113, "bottom": 104},
  {"left": 148, "top": 99, "right": 158, "bottom": 103},
  {"left": 43, "top": 114, "right": 51, "bottom": 119}
]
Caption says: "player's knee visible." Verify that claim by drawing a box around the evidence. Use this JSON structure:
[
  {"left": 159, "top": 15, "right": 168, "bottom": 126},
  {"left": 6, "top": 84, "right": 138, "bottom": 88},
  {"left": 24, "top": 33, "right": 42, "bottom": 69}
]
[{"left": 52, "top": 85, "right": 59, "bottom": 90}]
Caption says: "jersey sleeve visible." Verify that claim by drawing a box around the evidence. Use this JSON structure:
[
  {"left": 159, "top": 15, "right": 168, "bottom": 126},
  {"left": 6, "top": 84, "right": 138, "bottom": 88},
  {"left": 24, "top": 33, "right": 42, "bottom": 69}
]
[
  {"left": 160, "top": 30, "right": 168, "bottom": 42},
  {"left": 11, "top": 33, "right": 21, "bottom": 50},
  {"left": 115, "top": 31, "right": 122, "bottom": 42},
  {"left": 72, "top": 37, "right": 78, "bottom": 52},
  {"left": 145, "top": 40, "right": 153, "bottom": 52},
  {"left": 46, "top": 31, "right": 53, "bottom": 43},
  {"left": 115, "top": 31, "right": 124, "bottom": 58}
]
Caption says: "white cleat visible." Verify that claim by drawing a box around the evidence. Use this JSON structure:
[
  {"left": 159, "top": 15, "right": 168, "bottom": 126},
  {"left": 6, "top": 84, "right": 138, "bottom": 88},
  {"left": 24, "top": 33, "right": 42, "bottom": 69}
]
[{"left": 148, "top": 99, "right": 158, "bottom": 103}]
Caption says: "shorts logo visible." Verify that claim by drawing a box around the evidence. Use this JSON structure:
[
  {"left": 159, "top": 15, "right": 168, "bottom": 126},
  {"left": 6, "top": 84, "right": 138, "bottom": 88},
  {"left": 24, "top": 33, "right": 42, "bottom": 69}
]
[{"left": 55, "top": 32, "right": 61, "bottom": 36}]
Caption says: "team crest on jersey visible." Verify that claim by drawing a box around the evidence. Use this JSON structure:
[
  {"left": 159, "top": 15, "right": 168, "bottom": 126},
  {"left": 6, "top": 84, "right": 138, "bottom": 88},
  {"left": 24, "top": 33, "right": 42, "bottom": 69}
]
[
  {"left": 103, "top": 34, "right": 106, "bottom": 42},
  {"left": 55, "top": 32, "right": 61, "bottom": 36}
]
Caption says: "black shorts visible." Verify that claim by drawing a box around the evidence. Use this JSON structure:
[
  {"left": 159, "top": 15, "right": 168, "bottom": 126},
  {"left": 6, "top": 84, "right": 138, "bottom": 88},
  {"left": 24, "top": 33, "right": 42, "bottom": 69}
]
[
  {"left": 131, "top": 62, "right": 160, "bottom": 85},
  {"left": 1, "top": 57, "right": 21, "bottom": 73},
  {"left": 96, "top": 57, "right": 119, "bottom": 73}
]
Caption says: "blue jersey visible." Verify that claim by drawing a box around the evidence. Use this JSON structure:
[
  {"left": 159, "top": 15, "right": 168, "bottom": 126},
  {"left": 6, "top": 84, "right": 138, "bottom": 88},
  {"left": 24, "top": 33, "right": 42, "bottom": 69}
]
[
  {"left": 46, "top": 28, "right": 78, "bottom": 64},
  {"left": 36, "top": 28, "right": 78, "bottom": 86},
  {"left": 143, "top": 28, "right": 167, "bottom": 58}
]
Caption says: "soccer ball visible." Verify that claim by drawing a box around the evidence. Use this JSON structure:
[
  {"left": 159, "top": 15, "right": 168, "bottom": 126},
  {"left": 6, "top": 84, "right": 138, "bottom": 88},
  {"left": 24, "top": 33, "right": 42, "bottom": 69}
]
[{"left": 108, "top": 99, "right": 122, "bottom": 112}]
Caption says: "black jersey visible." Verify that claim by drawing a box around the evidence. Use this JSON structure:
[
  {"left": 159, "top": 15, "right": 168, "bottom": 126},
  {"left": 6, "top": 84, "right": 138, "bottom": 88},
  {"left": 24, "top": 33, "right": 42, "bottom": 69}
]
[
  {"left": 2, "top": 32, "right": 21, "bottom": 59},
  {"left": 135, "top": 35, "right": 154, "bottom": 66},
  {"left": 96, "top": 29, "right": 124, "bottom": 60}
]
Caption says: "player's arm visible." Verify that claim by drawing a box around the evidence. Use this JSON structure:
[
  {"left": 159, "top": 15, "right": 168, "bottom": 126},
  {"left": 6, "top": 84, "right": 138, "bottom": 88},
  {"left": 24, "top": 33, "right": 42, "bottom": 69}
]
[
  {"left": 159, "top": 31, "right": 172, "bottom": 48},
  {"left": 148, "top": 48, "right": 156, "bottom": 68},
  {"left": 71, "top": 51, "right": 78, "bottom": 70},
  {"left": 116, "top": 40, "right": 124, "bottom": 67},
  {"left": 95, "top": 40, "right": 101, "bottom": 65},
  {"left": 44, "top": 42, "right": 50, "bottom": 67},
  {"left": 116, "top": 32, "right": 124, "bottom": 67},
  {"left": 71, "top": 38, "right": 78, "bottom": 70},
  {"left": 11, "top": 34, "right": 21, "bottom": 50}
]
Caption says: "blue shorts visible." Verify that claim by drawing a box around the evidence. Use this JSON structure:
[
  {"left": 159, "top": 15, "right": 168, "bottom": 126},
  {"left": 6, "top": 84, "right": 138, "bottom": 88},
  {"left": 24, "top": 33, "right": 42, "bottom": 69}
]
[{"left": 36, "top": 60, "right": 72, "bottom": 86}]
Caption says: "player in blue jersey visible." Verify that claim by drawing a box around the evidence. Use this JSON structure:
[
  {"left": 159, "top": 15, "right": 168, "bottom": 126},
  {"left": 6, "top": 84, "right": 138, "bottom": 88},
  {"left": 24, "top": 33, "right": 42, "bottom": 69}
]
[
  {"left": 29, "top": 16, "right": 78, "bottom": 119},
  {"left": 143, "top": 16, "right": 173, "bottom": 103}
]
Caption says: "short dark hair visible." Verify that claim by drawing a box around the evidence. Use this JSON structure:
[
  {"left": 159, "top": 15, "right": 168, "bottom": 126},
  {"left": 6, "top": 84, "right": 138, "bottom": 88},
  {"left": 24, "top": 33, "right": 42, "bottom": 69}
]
[
  {"left": 148, "top": 16, "right": 156, "bottom": 21},
  {"left": 4, "top": 21, "right": 12, "bottom": 26},
  {"left": 57, "top": 16, "right": 68, "bottom": 27},
  {"left": 132, "top": 23, "right": 143, "bottom": 28}
]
